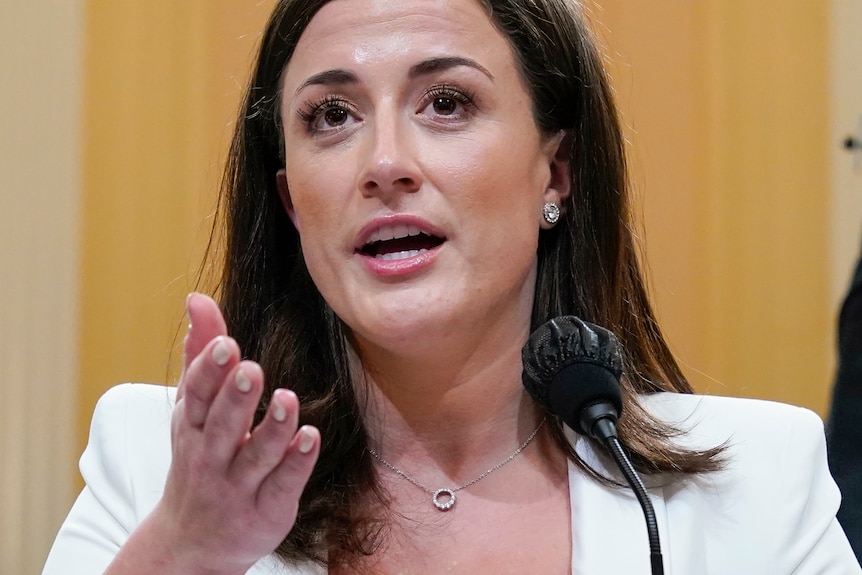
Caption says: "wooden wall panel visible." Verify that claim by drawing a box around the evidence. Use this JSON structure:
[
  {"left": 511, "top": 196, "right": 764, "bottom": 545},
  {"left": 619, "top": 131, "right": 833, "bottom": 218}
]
[
  {"left": 78, "top": 1, "right": 276, "bottom": 450},
  {"left": 0, "top": 2, "right": 82, "bottom": 572},
  {"left": 702, "top": 3, "right": 831, "bottom": 410},
  {"left": 595, "top": 1, "right": 832, "bottom": 411},
  {"left": 76, "top": 0, "right": 835, "bottom": 464}
]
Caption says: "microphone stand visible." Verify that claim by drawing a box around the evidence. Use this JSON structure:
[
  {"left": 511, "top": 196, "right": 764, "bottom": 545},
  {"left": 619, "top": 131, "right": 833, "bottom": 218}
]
[
  {"left": 521, "top": 315, "right": 665, "bottom": 574},
  {"left": 588, "top": 407, "right": 665, "bottom": 575}
]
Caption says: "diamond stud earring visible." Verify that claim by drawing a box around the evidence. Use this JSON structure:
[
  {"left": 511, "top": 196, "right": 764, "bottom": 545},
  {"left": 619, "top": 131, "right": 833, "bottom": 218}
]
[{"left": 542, "top": 202, "right": 561, "bottom": 225}]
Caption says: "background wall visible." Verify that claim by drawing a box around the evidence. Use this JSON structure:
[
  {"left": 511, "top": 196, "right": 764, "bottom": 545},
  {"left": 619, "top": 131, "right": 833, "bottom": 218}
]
[
  {"left": 0, "top": 2, "right": 82, "bottom": 573},
  {"left": 0, "top": 2, "right": 274, "bottom": 572},
  {"left": 77, "top": 0, "right": 277, "bottom": 467},
  {"left": 2, "top": 1, "right": 860, "bottom": 572},
  {"left": 592, "top": 1, "right": 836, "bottom": 410},
  {"left": 831, "top": 0, "right": 862, "bottom": 306}
]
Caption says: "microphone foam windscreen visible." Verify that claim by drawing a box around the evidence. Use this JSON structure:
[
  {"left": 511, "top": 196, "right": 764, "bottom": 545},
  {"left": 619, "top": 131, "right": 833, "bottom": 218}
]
[{"left": 522, "top": 316, "right": 624, "bottom": 417}]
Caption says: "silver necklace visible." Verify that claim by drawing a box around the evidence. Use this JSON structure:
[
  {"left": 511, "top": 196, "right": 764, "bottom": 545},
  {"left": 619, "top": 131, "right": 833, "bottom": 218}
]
[{"left": 367, "top": 418, "right": 546, "bottom": 512}]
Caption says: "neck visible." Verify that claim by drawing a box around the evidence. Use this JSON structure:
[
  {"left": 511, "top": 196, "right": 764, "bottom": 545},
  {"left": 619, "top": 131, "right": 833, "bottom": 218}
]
[{"left": 352, "top": 325, "right": 545, "bottom": 478}]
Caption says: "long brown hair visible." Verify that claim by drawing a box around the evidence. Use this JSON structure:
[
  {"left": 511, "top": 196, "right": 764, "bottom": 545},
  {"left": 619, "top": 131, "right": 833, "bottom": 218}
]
[{"left": 207, "top": 0, "right": 722, "bottom": 567}]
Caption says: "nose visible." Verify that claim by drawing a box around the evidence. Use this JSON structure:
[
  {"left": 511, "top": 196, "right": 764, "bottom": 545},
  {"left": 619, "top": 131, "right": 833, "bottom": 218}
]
[{"left": 358, "top": 109, "right": 421, "bottom": 200}]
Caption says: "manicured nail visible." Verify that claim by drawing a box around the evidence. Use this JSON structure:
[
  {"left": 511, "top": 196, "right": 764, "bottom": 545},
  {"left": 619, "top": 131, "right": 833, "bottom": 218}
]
[
  {"left": 272, "top": 396, "right": 287, "bottom": 422},
  {"left": 212, "top": 337, "right": 230, "bottom": 366},
  {"left": 298, "top": 427, "right": 316, "bottom": 454},
  {"left": 235, "top": 368, "right": 252, "bottom": 392},
  {"left": 186, "top": 293, "right": 195, "bottom": 317}
]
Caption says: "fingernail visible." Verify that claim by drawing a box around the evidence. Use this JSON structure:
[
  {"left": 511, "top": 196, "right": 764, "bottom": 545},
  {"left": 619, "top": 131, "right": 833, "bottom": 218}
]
[
  {"left": 298, "top": 427, "right": 316, "bottom": 454},
  {"left": 235, "top": 368, "right": 252, "bottom": 392},
  {"left": 272, "top": 396, "right": 287, "bottom": 422},
  {"left": 212, "top": 337, "right": 230, "bottom": 366}
]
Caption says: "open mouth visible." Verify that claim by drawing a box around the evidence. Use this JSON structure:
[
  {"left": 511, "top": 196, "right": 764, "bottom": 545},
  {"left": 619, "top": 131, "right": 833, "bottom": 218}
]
[{"left": 359, "top": 224, "right": 446, "bottom": 261}]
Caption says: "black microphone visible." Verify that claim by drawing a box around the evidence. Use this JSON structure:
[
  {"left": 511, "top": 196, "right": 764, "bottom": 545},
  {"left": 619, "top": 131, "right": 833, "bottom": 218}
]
[{"left": 522, "top": 316, "right": 665, "bottom": 575}]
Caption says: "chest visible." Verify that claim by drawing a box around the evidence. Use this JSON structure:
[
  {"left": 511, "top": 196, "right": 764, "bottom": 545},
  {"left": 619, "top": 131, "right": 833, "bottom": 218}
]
[{"left": 333, "top": 482, "right": 572, "bottom": 575}]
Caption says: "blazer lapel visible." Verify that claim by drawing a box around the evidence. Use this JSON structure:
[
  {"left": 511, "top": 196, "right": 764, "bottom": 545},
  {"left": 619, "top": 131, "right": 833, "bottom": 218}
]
[{"left": 568, "top": 434, "right": 707, "bottom": 575}]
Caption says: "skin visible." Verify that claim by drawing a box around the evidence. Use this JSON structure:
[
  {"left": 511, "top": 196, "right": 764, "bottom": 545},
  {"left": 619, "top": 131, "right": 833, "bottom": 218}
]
[
  {"left": 279, "top": 0, "right": 573, "bottom": 572},
  {"left": 279, "top": 0, "right": 567, "bottom": 364},
  {"left": 278, "top": 0, "right": 570, "bottom": 428},
  {"left": 103, "top": 0, "right": 572, "bottom": 573},
  {"left": 104, "top": 293, "right": 321, "bottom": 575}
]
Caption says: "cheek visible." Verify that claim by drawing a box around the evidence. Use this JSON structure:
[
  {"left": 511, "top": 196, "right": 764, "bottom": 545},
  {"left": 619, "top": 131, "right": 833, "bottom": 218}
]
[
  {"left": 284, "top": 185, "right": 341, "bottom": 270},
  {"left": 432, "top": 136, "right": 546, "bottom": 221},
  {"left": 284, "top": 153, "right": 349, "bottom": 236},
  {"left": 434, "top": 149, "right": 544, "bottom": 280}
]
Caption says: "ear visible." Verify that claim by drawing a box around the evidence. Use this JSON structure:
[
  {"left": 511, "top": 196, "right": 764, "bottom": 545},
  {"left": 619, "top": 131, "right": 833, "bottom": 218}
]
[
  {"left": 540, "top": 130, "right": 573, "bottom": 229},
  {"left": 276, "top": 168, "right": 298, "bottom": 229}
]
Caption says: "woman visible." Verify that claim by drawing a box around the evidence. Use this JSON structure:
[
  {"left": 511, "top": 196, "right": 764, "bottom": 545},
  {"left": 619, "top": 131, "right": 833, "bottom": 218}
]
[{"left": 43, "top": 0, "right": 859, "bottom": 573}]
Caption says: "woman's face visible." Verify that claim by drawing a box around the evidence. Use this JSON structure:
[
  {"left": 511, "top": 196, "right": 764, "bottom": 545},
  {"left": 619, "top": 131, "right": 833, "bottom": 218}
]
[{"left": 279, "top": 0, "right": 569, "bottom": 355}]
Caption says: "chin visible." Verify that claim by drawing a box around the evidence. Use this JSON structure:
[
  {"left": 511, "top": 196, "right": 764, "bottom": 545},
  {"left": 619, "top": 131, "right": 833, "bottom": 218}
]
[{"left": 348, "top": 309, "right": 459, "bottom": 357}]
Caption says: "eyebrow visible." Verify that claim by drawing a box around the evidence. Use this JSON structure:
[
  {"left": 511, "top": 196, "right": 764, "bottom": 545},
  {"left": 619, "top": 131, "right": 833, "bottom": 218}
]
[
  {"left": 295, "top": 69, "right": 359, "bottom": 96},
  {"left": 408, "top": 56, "right": 494, "bottom": 81},
  {"left": 293, "top": 56, "right": 495, "bottom": 99}
]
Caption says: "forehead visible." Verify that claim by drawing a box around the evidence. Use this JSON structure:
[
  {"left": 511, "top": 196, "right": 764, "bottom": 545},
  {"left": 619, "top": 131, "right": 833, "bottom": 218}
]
[{"left": 284, "top": 0, "right": 513, "bottom": 78}]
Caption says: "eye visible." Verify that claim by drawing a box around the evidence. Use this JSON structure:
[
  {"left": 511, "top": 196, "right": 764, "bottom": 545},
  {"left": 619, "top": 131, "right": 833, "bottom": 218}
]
[
  {"left": 419, "top": 85, "right": 475, "bottom": 120},
  {"left": 297, "top": 96, "right": 358, "bottom": 133},
  {"left": 322, "top": 106, "right": 348, "bottom": 126},
  {"left": 431, "top": 95, "right": 458, "bottom": 115}
]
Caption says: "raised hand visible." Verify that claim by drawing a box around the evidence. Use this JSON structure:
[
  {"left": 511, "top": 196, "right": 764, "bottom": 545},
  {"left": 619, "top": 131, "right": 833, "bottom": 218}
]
[{"left": 106, "top": 293, "right": 320, "bottom": 575}]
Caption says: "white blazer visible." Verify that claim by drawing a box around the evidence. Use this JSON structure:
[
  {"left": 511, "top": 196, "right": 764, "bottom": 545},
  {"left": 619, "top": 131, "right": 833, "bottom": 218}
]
[{"left": 42, "top": 384, "right": 860, "bottom": 574}]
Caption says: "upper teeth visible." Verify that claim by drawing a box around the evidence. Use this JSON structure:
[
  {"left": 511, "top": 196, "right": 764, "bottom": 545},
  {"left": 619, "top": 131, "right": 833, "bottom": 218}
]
[{"left": 366, "top": 224, "right": 425, "bottom": 244}]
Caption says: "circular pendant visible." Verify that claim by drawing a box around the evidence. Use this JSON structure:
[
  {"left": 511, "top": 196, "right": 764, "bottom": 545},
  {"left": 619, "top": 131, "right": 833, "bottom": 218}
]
[{"left": 432, "top": 488, "right": 456, "bottom": 511}]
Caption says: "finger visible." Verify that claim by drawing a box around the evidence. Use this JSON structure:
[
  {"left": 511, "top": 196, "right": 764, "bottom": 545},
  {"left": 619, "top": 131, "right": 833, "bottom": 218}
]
[
  {"left": 181, "top": 336, "right": 241, "bottom": 429},
  {"left": 256, "top": 426, "right": 320, "bottom": 517},
  {"left": 231, "top": 388, "right": 301, "bottom": 485},
  {"left": 184, "top": 293, "right": 229, "bottom": 372},
  {"left": 178, "top": 293, "right": 228, "bottom": 402},
  {"left": 202, "top": 360, "right": 265, "bottom": 464}
]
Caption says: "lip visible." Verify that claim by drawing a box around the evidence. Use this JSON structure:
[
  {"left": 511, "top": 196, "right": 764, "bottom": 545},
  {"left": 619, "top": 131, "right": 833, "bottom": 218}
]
[
  {"left": 355, "top": 214, "right": 446, "bottom": 248},
  {"left": 355, "top": 214, "right": 446, "bottom": 278}
]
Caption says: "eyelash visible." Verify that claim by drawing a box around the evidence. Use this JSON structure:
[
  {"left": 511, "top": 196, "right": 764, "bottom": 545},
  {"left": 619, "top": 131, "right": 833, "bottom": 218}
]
[
  {"left": 296, "top": 95, "right": 354, "bottom": 132},
  {"left": 295, "top": 83, "right": 478, "bottom": 133},
  {"left": 422, "top": 84, "right": 476, "bottom": 116}
]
